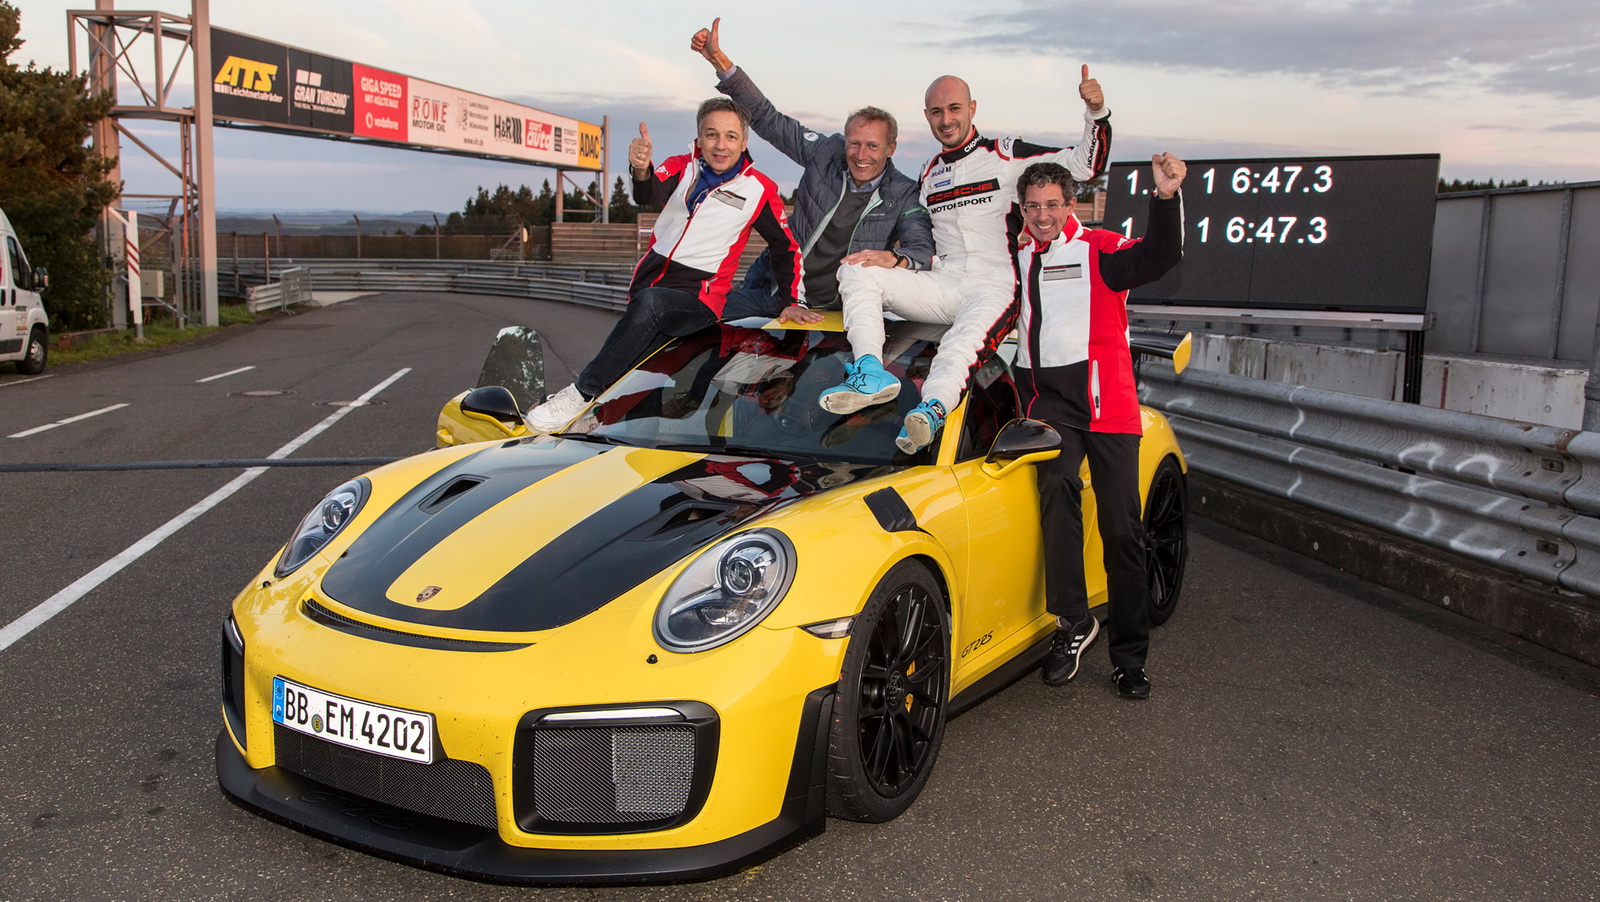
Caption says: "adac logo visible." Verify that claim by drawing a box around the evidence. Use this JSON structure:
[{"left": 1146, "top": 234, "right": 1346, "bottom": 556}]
[
  {"left": 416, "top": 586, "right": 442, "bottom": 603},
  {"left": 214, "top": 56, "right": 278, "bottom": 92}
]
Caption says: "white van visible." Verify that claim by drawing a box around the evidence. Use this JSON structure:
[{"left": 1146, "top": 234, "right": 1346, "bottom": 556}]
[{"left": 0, "top": 207, "right": 50, "bottom": 374}]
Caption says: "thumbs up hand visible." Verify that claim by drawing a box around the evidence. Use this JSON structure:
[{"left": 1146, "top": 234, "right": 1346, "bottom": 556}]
[
  {"left": 629, "top": 122, "right": 653, "bottom": 176},
  {"left": 1079, "top": 64, "right": 1104, "bottom": 112}
]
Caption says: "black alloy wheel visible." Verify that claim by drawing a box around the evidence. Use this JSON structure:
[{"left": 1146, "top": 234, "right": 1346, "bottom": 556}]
[
  {"left": 826, "top": 559, "right": 950, "bottom": 823},
  {"left": 1144, "top": 457, "right": 1189, "bottom": 626}
]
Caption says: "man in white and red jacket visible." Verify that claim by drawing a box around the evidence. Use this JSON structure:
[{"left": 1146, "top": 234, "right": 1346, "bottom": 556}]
[
  {"left": 1016, "top": 154, "right": 1186, "bottom": 699},
  {"left": 527, "top": 97, "right": 802, "bottom": 432}
]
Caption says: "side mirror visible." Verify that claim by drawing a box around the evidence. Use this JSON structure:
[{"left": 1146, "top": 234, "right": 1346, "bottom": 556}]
[
  {"left": 32, "top": 267, "right": 48, "bottom": 292},
  {"left": 460, "top": 385, "right": 523, "bottom": 425},
  {"left": 983, "top": 418, "right": 1061, "bottom": 479}
]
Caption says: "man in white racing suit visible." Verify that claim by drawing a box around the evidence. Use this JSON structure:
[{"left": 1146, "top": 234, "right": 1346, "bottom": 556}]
[{"left": 820, "top": 67, "right": 1112, "bottom": 453}]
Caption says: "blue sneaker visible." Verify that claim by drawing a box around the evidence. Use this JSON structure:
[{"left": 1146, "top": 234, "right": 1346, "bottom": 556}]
[
  {"left": 896, "top": 399, "right": 947, "bottom": 453},
  {"left": 819, "top": 355, "right": 901, "bottom": 414}
]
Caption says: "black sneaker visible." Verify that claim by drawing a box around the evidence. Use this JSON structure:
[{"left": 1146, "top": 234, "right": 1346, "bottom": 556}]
[
  {"left": 1041, "top": 618, "right": 1099, "bottom": 686},
  {"left": 1112, "top": 667, "right": 1151, "bottom": 700}
]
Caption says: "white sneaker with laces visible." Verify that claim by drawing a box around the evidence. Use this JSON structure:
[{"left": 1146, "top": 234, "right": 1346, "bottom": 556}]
[{"left": 525, "top": 384, "right": 589, "bottom": 434}]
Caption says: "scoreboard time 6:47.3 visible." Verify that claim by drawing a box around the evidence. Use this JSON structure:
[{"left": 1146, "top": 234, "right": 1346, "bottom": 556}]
[{"left": 1102, "top": 153, "right": 1439, "bottom": 314}]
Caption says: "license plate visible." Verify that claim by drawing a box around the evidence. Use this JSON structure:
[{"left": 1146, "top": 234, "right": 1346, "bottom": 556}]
[{"left": 272, "top": 677, "right": 436, "bottom": 764}]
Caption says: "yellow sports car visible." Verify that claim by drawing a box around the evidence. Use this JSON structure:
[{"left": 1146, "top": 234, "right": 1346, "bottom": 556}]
[{"left": 217, "top": 315, "right": 1189, "bottom": 883}]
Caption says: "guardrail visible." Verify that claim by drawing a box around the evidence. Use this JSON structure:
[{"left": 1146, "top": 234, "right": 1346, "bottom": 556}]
[
  {"left": 244, "top": 266, "right": 311, "bottom": 312},
  {"left": 228, "top": 259, "right": 633, "bottom": 313},
  {"left": 1142, "top": 365, "right": 1600, "bottom": 597}
]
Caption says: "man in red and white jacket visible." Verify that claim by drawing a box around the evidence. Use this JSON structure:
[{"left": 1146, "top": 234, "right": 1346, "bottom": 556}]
[
  {"left": 527, "top": 97, "right": 802, "bottom": 432},
  {"left": 1016, "top": 155, "right": 1186, "bottom": 700}
]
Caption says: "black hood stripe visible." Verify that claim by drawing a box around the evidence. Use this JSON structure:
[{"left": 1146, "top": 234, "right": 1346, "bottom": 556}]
[
  {"left": 320, "top": 438, "right": 606, "bottom": 616},
  {"left": 322, "top": 440, "right": 892, "bottom": 634}
]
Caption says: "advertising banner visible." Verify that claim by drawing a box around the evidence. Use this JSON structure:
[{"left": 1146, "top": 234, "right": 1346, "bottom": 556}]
[
  {"left": 353, "top": 64, "right": 408, "bottom": 143},
  {"left": 208, "top": 27, "right": 601, "bottom": 170},
  {"left": 404, "top": 77, "right": 592, "bottom": 168},
  {"left": 286, "top": 48, "right": 354, "bottom": 134},
  {"left": 210, "top": 28, "right": 289, "bottom": 125}
]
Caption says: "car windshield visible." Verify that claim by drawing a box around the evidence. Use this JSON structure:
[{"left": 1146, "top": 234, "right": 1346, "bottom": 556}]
[{"left": 566, "top": 323, "right": 942, "bottom": 466}]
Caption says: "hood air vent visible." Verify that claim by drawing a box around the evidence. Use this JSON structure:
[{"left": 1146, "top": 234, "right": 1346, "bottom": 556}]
[{"left": 419, "top": 476, "right": 486, "bottom": 514}]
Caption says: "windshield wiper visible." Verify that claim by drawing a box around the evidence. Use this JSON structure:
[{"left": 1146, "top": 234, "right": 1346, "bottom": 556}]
[{"left": 551, "top": 431, "right": 633, "bottom": 447}]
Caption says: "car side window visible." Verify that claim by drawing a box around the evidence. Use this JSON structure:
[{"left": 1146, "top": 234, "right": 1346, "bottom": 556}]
[
  {"left": 7, "top": 237, "right": 27, "bottom": 287},
  {"left": 956, "top": 354, "right": 1021, "bottom": 462}
]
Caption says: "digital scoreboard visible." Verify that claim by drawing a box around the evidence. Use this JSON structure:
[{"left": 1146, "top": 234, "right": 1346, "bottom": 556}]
[{"left": 1103, "top": 154, "right": 1440, "bottom": 314}]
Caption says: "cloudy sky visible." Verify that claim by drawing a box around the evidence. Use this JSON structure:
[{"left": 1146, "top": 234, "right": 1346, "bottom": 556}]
[{"left": 12, "top": 0, "right": 1599, "bottom": 213}]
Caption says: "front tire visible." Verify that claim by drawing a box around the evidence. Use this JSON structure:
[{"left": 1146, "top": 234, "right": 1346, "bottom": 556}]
[
  {"left": 826, "top": 560, "right": 950, "bottom": 823},
  {"left": 17, "top": 326, "right": 46, "bottom": 375},
  {"left": 1144, "top": 457, "right": 1188, "bottom": 626}
]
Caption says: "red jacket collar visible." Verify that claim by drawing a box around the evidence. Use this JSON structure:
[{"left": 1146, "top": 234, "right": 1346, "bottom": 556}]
[{"left": 1024, "top": 215, "right": 1084, "bottom": 252}]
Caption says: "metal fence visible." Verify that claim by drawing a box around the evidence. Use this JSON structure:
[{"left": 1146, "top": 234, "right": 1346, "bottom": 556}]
[
  {"left": 1142, "top": 363, "right": 1600, "bottom": 597},
  {"left": 217, "top": 230, "right": 553, "bottom": 262},
  {"left": 228, "top": 259, "right": 632, "bottom": 312},
  {"left": 1428, "top": 181, "right": 1600, "bottom": 362}
]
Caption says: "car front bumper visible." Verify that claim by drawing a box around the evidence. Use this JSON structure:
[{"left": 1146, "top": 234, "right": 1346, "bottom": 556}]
[{"left": 216, "top": 684, "right": 835, "bottom": 885}]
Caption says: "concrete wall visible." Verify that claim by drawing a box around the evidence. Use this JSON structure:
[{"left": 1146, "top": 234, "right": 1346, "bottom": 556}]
[{"left": 1184, "top": 334, "right": 1587, "bottom": 428}]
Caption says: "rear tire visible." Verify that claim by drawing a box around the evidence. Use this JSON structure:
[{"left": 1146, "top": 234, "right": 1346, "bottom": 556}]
[
  {"left": 1144, "top": 457, "right": 1188, "bottom": 626},
  {"left": 16, "top": 326, "right": 46, "bottom": 375},
  {"left": 826, "top": 560, "right": 950, "bottom": 823}
]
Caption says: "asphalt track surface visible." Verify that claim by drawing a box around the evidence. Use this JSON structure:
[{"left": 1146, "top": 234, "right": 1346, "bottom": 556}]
[{"left": 1, "top": 292, "right": 1597, "bottom": 902}]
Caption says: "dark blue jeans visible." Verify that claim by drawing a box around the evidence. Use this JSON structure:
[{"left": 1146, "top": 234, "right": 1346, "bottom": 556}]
[{"left": 575, "top": 286, "right": 783, "bottom": 399}]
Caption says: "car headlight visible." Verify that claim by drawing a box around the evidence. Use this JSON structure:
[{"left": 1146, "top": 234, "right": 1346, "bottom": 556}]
[
  {"left": 274, "top": 478, "right": 370, "bottom": 578},
  {"left": 654, "top": 530, "right": 796, "bottom": 652}
]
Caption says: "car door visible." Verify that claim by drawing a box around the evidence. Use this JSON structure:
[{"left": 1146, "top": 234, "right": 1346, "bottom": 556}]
[
  {"left": 0, "top": 235, "right": 22, "bottom": 358},
  {"left": 946, "top": 356, "right": 1053, "bottom": 689}
]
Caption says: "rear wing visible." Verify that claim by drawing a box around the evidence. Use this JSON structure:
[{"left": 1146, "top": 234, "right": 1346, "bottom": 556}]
[{"left": 1130, "top": 330, "right": 1191, "bottom": 376}]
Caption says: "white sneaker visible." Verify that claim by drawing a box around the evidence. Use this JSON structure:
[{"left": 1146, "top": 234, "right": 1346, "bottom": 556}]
[{"left": 526, "top": 384, "right": 589, "bottom": 433}]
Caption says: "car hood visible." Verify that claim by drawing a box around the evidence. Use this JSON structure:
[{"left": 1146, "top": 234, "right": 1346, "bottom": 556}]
[{"left": 319, "top": 436, "right": 891, "bottom": 634}]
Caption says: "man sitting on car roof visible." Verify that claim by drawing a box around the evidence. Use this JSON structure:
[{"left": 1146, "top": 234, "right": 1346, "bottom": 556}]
[
  {"left": 689, "top": 17, "right": 934, "bottom": 322},
  {"left": 526, "top": 98, "right": 804, "bottom": 433}
]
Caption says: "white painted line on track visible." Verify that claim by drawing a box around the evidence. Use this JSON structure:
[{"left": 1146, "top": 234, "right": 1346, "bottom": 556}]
[
  {"left": 0, "top": 367, "right": 411, "bottom": 654},
  {"left": 0, "top": 374, "right": 54, "bottom": 388},
  {"left": 197, "top": 365, "right": 256, "bottom": 383},
  {"left": 9, "top": 403, "right": 130, "bottom": 438}
]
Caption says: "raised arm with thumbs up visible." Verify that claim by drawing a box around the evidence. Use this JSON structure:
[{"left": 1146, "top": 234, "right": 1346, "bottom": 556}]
[{"left": 628, "top": 122, "right": 653, "bottom": 179}]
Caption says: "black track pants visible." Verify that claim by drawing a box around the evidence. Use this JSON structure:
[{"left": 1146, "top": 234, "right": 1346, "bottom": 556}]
[{"left": 1036, "top": 424, "right": 1149, "bottom": 670}]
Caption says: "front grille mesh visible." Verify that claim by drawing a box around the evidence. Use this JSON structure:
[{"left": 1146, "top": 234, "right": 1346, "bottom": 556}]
[
  {"left": 273, "top": 726, "right": 496, "bottom": 829},
  {"left": 531, "top": 726, "right": 695, "bottom": 824}
]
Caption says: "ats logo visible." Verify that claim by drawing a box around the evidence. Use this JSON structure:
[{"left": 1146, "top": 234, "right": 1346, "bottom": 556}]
[
  {"left": 214, "top": 56, "right": 278, "bottom": 92},
  {"left": 493, "top": 113, "right": 522, "bottom": 144}
]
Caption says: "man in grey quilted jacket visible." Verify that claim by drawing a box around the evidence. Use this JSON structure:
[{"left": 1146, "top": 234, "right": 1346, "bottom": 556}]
[{"left": 691, "top": 18, "right": 934, "bottom": 325}]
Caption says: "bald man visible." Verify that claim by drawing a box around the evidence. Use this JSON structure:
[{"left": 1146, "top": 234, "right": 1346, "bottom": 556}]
[{"left": 819, "top": 70, "right": 1111, "bottom": 454}]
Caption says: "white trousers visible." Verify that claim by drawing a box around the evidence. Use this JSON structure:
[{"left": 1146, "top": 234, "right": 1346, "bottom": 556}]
[{"left": 838, "top": 260, "right": 1015, "bottom": 409}]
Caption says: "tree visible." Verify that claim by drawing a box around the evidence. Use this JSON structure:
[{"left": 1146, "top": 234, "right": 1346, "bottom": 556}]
[
  {"left": 1438, "top": 177, "right": 1537, "bottom": 194},
  {"left": 607, "top": 175, "right": 637, "bottom": 223},
  {"left": 0, "top": 1, "right": 117, "bottom": 330}
]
